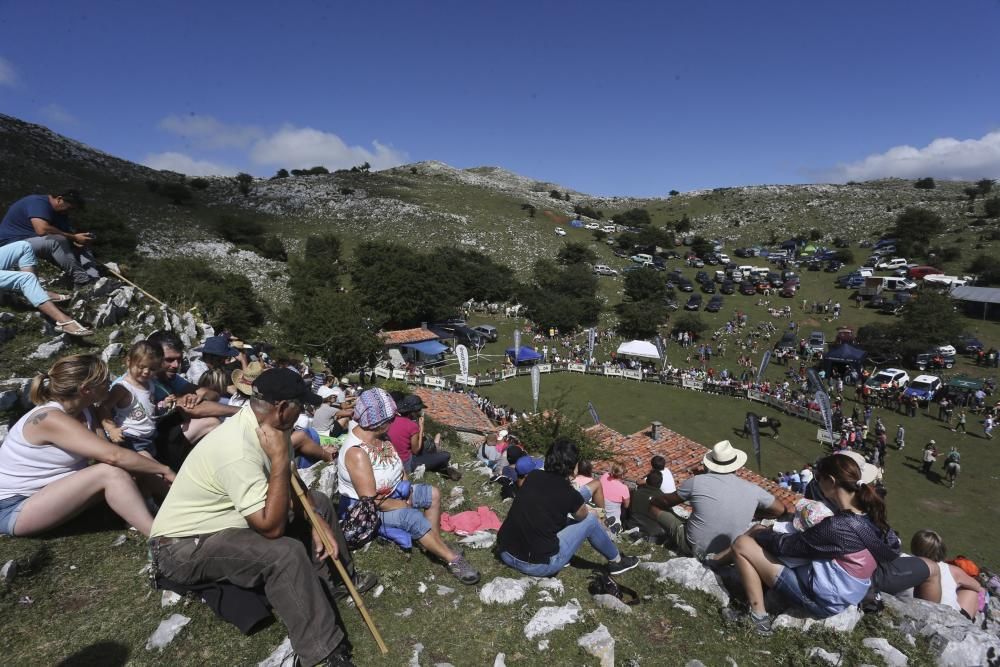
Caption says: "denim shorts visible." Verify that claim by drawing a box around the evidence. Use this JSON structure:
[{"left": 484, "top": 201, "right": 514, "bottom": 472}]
[
  {"left": 380, "top": 507, "right": 431, "bottom": 540},
  {"left": 0, "top": 495, "right": 28, "bottom": 536},
  {"left": 773, "top": 565, "right": 836, "bottom": 618},
  {"left": 410, "top": 483, "right": 434, "bottom": 510}
]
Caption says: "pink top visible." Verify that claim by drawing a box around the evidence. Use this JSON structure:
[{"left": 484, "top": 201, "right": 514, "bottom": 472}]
[
  {"left": 572, "top": 474, "right": 593, "bottom": 488},
  {"left": 600, "top": 473, "right": 631, "bottom": 504},
  {"left": 386, "top": 415, "right": 419, "bottom": 463}
]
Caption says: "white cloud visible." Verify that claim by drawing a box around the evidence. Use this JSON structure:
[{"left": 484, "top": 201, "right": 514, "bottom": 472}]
[
  {"left": 39, "top": 104, "right": 78, "bottom": 126},
  {"left": 0, "top": 57, "right": 16, "bottom": 86},
  {"left": 826, "top": 130, "right": 1000, "bottom": 182},
  {"left": 158, "top": 114, "right": 262, "bottom": 150},
  {"left": 142, "top": 151, "right": 237, "bottom": 176},
  {"left": 250, "top": 125, "right": 407, "bottom": 171}
]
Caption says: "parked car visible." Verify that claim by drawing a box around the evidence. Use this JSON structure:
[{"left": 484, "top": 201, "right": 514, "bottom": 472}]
[
  {"left": 705, "top": 295, "right": 724, "bottom": 312},
  {"left": 687, "top": 257, "right": 705, "bottom": 268},
  {"left": 879, "top": 292, "right": 912, "bottom": 314},
  {"left": 767, "top": 272, "right": 784, "bottom": 287},
  {"left": 903, "top": 374, "right": 943, "bottom": 403},
  {"left": 908, "top": 265, "right": 944, "bottom": 280},
  {"left": 717, "top": 253, "right": 730, "bottom": 264},
  {"left": 602, "top": 224, "right": 617, "bottom": 233},
  {"left": 685, "top": 294, "right": 703, "bottom": 310},
  {"left": 935, "top": 344, "right": 957, "bottom": 357},
  {"left": 806, "top": 331, "right": 826, "bottom": 354},
  {"left": 720, "top": 280, "right": 736, "bottom": 295},
  {"left": 911, "top": 351, "right": 955, "bottom": 371},
  {"left": 631, "top": 253, "right": 654, "bottom": 265},
  {"left": 779, "top": 285, "right": 797, "bottom": 298},
  {"left": 805, "top": 260, "right": 822, "bottom": 271},
  {"left": 866, "top": 368, "right": 911, "bottom": 389},
  {"left": 739, "top": 281, "right": 757, "bottom": 295},
  {"left": 695, "top": 270, "right": 709, "bottom": 282},
  {"left": 825, "top": 261, "right": 844, "bottom": 273},
  {"left": 775, "top": 332, "right": 797, "bottom": 352},
  {"left": 734, "top": 247, "right": 752, "bottom": 258},
  {"left": 593, "top": 264, "right": 618, "bottom": 276},
  {"left": 678, "top": 278, "right": 694, "bottom": 292},
  {"left": 955, "top": 333, "right": 984, "bottom": 354},
  {"left": 701, "top": 280, "right": 716, "bottom": 294},
  {"left": 554, "top": 227, "right": 567, "bottom": 236},
  {"left": 471, "top": 324, "right": 498, "bottom": 342},
  {"left": 834, "top": 327, "right": 855, "bottom": 344},
  {"left": 876, "top": 257, "right": 908, "bottom": 270}
]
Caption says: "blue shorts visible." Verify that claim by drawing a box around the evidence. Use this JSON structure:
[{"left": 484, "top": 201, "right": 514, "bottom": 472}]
[
  {"left": 773, "top": 565, "right": 837, "bottom": 619},
  {"left": 578, "top": 484, "right": 593, "bottom": 504},
  {"left": 0, "top": 495, "right": 28, "bottom": 536},
  {"left": 378, "top": 483, "right": 434, "bottom": 540}
]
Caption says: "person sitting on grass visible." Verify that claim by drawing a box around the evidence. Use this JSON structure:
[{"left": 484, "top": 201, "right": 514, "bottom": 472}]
[
  {"left": 387, "top": 394, "right": 462, "bottom": 481},
  {"left": 337, "top": 388, "right": 480, "bottom": 585},
  {"left": 650, "top": 455, "right": 676, "bottom": 494},
  {"left": 496, "top": 436, "right": 640, "bottom": 578},
  {"left": 0, "top": 239, "right": 92, "bottom": 335},
  {"left": 910, "top": 529, "right": 985, "bottom": 621},
  {"left": 101, "top": 341, "right": 167, "bottom": 461},
  {"left": 0, "top": 354, "right": 174, "bottom": 538},
  {"left": 723, "top": 453, "right": 901, "bottom": 635},
  {"left": 599, "top": 463, "right": 631, "bottom": 533}
]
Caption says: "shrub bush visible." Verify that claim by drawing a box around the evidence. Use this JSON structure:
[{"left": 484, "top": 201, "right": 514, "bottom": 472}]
[
  {"left": 73, "top": 207, "right": 138, "bottom": 260},
  {"left": 189, "top": 178, "right": 210, "bottom": 190}
]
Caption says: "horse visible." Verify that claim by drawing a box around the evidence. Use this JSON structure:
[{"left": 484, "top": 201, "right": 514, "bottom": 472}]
[{"left": 742, "top": 415, "right": 782, "bottom": 439}]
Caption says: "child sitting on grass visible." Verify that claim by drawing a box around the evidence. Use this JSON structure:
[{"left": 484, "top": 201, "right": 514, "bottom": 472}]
[{"left": 101, "top": 341, "right": 167, "bottom": 459}]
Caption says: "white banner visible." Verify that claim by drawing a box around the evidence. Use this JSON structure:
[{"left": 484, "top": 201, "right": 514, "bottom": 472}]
[
  {"left": 536, "top": 363, "right": 552, "bottom": 373},
  {"left": 391, "top": 369, "right": 407, "bottom": 380},
  {"left": 455, "top": 374, "right": 477, "bottom": 386},
  {"left": 747, "top": 389, "right": 766, "bottom": 402},
  {"left": 501, "top": 369, "right": 517, "bottom": 380},
  {"left": 424, "top": 376, "right": 447, "bottom": 388},
  {"left": 681, "top": 377, "right": 704, "bottom": 390},
  {"left": 456, "top": 344, "right": 469, "bottom": 378},
  {"left": 531, "top": 365, "right": 540, "bottom": 412},
  {"left": 567, "top": 363, "right": 587, "bottom": 373},
  {"left": 623, "top": 370, "right": 643, "bottom": 380},
  {"left": 374, "top": 367, "right": 391, "bottom": 379},
  {"left": 604, "top": 368, "right": 624, "bottom": 377}
]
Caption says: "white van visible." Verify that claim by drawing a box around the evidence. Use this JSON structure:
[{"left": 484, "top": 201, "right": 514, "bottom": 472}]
[
  {"left": 631, "top": 253, "right": 653, "bottom": 265},
  {"left": 883, "top": 277, "right": 917, "bottom": 291}
]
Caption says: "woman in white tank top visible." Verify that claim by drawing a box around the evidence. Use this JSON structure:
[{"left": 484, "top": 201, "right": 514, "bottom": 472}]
[{"left": 0, "top": 355, "right": 175, "bottom": 537}]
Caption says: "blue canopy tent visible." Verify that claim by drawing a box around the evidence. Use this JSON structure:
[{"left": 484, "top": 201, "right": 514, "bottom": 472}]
[
  {"left": 821, "top": 343, "right": 867, "bottom": 374},
  {"left": 401, "top": 339, "right": 449, "bottom": 366},
  {"left": 505, "top": 346, "right": 543, "bottom": 366}
]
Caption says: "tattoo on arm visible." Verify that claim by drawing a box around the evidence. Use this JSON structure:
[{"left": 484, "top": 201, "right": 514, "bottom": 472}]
[{"left": 29, "top": 410, "right": 50, "bottom": 425}]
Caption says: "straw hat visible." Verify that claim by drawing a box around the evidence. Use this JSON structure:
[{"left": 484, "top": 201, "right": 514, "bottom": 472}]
[
  {"left": 702, "top": 440, "right": 747, "bottom": 474},
  {"left": 232, "top": 361, "right": 265, "bottom": 396}
]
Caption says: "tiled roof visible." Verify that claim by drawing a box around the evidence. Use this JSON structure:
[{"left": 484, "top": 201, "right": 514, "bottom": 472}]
[
  {"left": 413, "top": 388, "right": 496, "bottom": 434},
  {"left": 586, "top": 422, "right": 798, "bottom": 505},
  {"left": 380, "top": 328, "right": 439, "bottom": 346}
]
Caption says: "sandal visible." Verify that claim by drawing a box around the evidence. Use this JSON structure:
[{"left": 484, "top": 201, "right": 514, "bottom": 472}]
[
  {"left": 55, "top": 319, "right": 95, "bottom": 337},
  {"left": 48, "top": 292, "right": 72, "bottom": 303}
]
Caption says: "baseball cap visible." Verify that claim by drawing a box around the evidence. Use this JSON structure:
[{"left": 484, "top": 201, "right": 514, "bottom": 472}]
[
  {"left": 515, "top": 456, "right": 541, "bottom": 477},
  {"left": 252, "top": 368, "right": 322, "bottom": 406}
]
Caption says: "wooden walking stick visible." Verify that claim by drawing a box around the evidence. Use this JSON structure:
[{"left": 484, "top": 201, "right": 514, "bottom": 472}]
[
  {"left": 102, "top": 264, "right": 168, "bottom": 308},
  {"left": 289, "top": 472, "right": 389, "bottom": 655}
]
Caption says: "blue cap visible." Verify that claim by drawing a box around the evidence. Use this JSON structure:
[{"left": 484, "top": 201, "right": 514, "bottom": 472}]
[
  {"left": 196, "top": 335, "right": 239, "bottom": 358},
  {"left": 515, "top": 456, "right": 540, "bottom": 477}
]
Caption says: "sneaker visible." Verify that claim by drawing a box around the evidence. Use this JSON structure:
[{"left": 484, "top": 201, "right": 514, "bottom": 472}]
[
  {"left": 320, "top": 644, "right": 356, "bottom": 667},
  {"left": 608, "top": 554, "right": 640, "bottom": 576},
  {"left": 332, "top": 571, "right": 378, "bottom": 601},
  {"left": 445, "top": 466, "right": 463, "bottom": 481},
  {"left": 447, "top": 555, "right": 480, "bottom": 585},
  {"left": 749, "top": 611, "right": 774, "bottom": 636}
]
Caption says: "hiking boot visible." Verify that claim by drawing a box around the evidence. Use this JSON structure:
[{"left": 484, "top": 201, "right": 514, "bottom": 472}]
[
  {"left": 749, "top": 611, "right": 774, "bottom": 636},
  {"left": 444, "top": 466, "right": 463, "bottom": 481},
  {"left": 320, "top": 643, "right": 355, "bottom": 667},
  {"left": 447, "top": 555, "right": 480, "bottom": 585},
  {"left": 332, "top": 571, "right": 378, "bottom": 600},
  {"left": 608, "top": 555, "right": 640, "bottom": 576}
]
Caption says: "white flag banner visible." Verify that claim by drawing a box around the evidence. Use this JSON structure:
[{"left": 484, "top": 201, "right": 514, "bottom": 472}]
[
  {"left": 531, "top": 365, "right": 541, "bottom": 413},
  {"left": 456, "top": 344, "right": 469, "bottom": 379},
  {"left": 513, "top": 329, "right": 521, "bottom": 362}
]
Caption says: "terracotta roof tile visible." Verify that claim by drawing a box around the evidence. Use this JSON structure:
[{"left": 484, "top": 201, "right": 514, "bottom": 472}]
[
  {"left": 586, "top": 422, "right": 799, "bottom": 505},
  {"left": 380, "top": 328, "right": 440, "bottom": 346},
  {"left": 413, "top": 388, "right": 495, "bottom": 435}
]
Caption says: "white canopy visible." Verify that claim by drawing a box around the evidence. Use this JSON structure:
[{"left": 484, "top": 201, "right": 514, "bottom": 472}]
[{"left": 616, "top": 340, "right": 660, "bottom": 360}]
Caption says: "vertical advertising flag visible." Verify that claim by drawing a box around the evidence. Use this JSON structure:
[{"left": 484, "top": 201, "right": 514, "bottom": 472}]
[
  {"left": 587, "top": 401, "right": 600, "bottom": 424},
  {"left": 456, "top": 344, "right": 469, "bottom": 385},
  {"left": 513, "top": 329, "right": 521, "bottom": 364},
  {"left": 531, "top": 365, "right": 540, "bottom": 413},
  {"left": 755, "top": 350, "right": 771, "bottom": 385},
  {"left": 807, "top": 368, "right": 824, "bottom": 394},
  {"left": 587, "top": 328, "right": 596, "bottom": 368},
  {"left": 747, "top": 412, "right": 762, "bottom": 470},
  {"left": 815, "top": 390, "right": 834, "bottom": 444}
]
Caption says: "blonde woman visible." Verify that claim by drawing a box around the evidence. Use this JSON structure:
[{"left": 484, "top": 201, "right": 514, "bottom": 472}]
[{"left": 0, "top": 355, "right": 175, "bottom": 537}]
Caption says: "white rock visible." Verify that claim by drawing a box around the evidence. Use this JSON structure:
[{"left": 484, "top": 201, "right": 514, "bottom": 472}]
[
  {"left": 493, "top": 653, "right": 506, "bottom": 667},
  {"left": 449, "top": 486, "right": 464, "bottom": 497},
  {"left": 372, "top": 585, "right": 384, "bottom": 598},
  {"left": 101, "top": 343, "right": 124, "bottom": 363},
  {"left": 436, "top": 585, "right": 454, "bottom": 596},
  {"left": 408, "top": 642, "right": 424, "bottom": 667},
  {"left": 138, "top": 563, "right": 152, "bottom": 575},
  {"left": 0, "top": 312, "right": 14, "bottom": 323},
  {"left": 411, "top": 464, "right": 426, "bottom": 480},
  {"left": 536, "top": 590, "right": 555, "bottom": 603},
  {"left": 534, "top": 578, "right": 564, "bottom": 595},
  {"left": 297, "top": 461, "right": 322, "bottom": 489},
  {"left": 592, "top": 593, "right": 633, "bottom": 614},
  {"left": 772, "top": 605, "right": 862, "bottom": 633},
  {"left": 640, "top": 558, "right": 730, "bottom": 606},
  {"left": 109, "top": 329, "right": 121, "bottom": 341},
  {"left": 883, "top": 595, "right": 1000, "bottom": 667},
  {"left": 396, "top": 608, "right": 413, "bottom": 618},
  {"left": 316, "top": 464, "right": 338, "bottom": 497},
  {"left": 1, "top": 560, "right": 17, "bottom": 583},
  {"left": 524, "top": 599, "right": 582, "bottom": 639},
  {"left": 257, "top": 636, "right": 295, "bottom": 667},
  {"left": 578, "top": 624, "right": 615, "bottom": 667},
  {"left": 458, "top": 531, "right": 496, "bottom": 549},
  {"left": 807, "top": 647, "right": 842, "bottom": 665},
  {"left": 161, "top": 590, "right": 182, "bottom": 607},
  {"left": 446, "top": 494, "right": 464, "bottom": 511},
  {"left": 479, "top": 577, "right": 533, "bottom": 605},
  {"left": 538, "top": 640, "right": 549, "bottom": 651},
  {"left": 145, "top": 613, "right": 191, "bottom": 650},
  {"left": 685, "top": 662, "right": 707, "bottom": 667},
  {"left": 862, "top": 638, "right": 908, "bottom": 666},
  {"left": 29, "top": 338, "right": 67, "bottom": 360},
  {"left": 417, "top": 582, "right": 427, "bottom": 594}
]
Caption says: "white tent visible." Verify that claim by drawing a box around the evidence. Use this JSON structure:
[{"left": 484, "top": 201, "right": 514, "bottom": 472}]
[{"left": 616, "top": 340, "right": 660, "bottom": 360}]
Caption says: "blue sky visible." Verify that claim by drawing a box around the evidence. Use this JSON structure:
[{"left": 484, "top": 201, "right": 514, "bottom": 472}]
[{"left": 1, "top": 1, "right": 998, "bottom": 196}]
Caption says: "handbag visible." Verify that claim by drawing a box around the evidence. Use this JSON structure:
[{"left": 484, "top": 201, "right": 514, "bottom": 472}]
[{"left": 340, "top": 496, "right": 381, "bottom": 549}]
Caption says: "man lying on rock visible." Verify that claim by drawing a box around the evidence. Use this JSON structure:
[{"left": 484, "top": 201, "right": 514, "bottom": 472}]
[{"left": 150, "top": 368, "right": 374, "bottom": 667}]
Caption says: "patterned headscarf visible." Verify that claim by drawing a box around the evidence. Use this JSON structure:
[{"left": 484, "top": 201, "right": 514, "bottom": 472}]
[{"left": 353, "top": 388, "right": 397, "bottom": 428}]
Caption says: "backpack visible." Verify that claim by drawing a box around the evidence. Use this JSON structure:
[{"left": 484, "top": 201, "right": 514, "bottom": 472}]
[
  {"left": 948, "top": 556, "right": 980, "bottom": 578},
  {"left": 340, "top": 496, "right": 381, "bottom": 549},
  {"left": 588, "top": 572, "right": 640, "bottom": 605}
]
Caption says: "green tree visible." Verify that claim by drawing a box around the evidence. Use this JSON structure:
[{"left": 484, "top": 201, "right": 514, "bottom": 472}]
[
  {"left": 833, "top": 248, "right": 855, "bottom": 264},
  {"left": 976, "top": 178, "right": 994, "bottom": 196},
  {"left": 549, "top": 189, "right": 562, "bottom": 199},
  {"left": 891, "top": 207, "right": 943, "bottom": 258},
  {"left": 521, "top": 203, "right": 537, "bottom": 218},
  {"left": 984, "top": 198, "right": 1000, "bottom": 218},
  {"left": 669, "top": 190, "right": 680, "bottom": 197},
  {"left": 159, "top": 182, "right": 193, "bottom": 205},
  {"left": 74, "top": 207, "right": 138, "bottom": 260},
  {"left": 612, "top": 208, "right": 652, "bottom": 227},
  {"left": 235, "top": 172, "right": 254, "bottom": 196},
  {"left": 288, "top": 233, "right": 343, "bottom": 297},
  {"left": 690, "top": 235, "right": 713, "bottom": 258},
  {"left": 967, "top": 254, "right": 1000, "bottom": 285},
  {"left": 557, "top": 242, "right": 597, "bottom": 266},
  {"left": 897, "top": 291, "right": 962, "bottom": 351},
  {"left": 258, "top": 235, "right": 287, "bottom": 262},
  {"left": 857, "top": 322, "right": 901, "bottom": 360},
  {"left": 573, "top": 204, "right": 603, "bottom": 219},
  {"left": 518, "top": 259, "right": 600, "bottom": 331},
  {"left": 623, "top": 267, "right": 665, "bottom": 302},
  {"left": 808, "top": 228, "right": 823, "bottom": 241},
  {"left": 281, "top": 290, "right": 381, "bottom": 373},
  {"left": 307, "top": 166, "right": 329, "bottom": 175},
  {"left": 511, "top": 411, "right": 609, "bottom": 462},
  {"left": 615, "top": 301, "right": 667, "bottom": 339},
  {"left": 964, "top": 187, "right": 980, "bottom": 203},
  {"left": 674, "top": 215, "right": 692, "bottom": 233},
  {"left": 592, "top": 229, "right": 608, "bottom": 242},
  {"left": 671, "top": 312, "right": 707, "bottom": 338},
  {"left": 274, "top": 168, "right": 290, "bottom": 179},
  {"left": 427, "top": 247, "right": 516, "bottom": 302},
  {"left": 913, "top": 177, "right": 936, "bottom": 190},
  {"left": 189, "top": 178, "right": 210, "bottom": 190}
]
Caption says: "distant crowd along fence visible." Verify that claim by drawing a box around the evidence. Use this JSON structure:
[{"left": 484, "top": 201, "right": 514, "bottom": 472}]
[{"left": 373, "top": 363, "right": 833, "bottom": 439}]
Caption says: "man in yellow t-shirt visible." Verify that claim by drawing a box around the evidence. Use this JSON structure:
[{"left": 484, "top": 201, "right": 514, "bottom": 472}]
[{"left": 150, "top": 368, "right": 373, "bottom": 667}]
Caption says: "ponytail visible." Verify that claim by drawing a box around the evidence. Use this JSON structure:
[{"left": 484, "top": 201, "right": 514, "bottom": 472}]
[
  {"left": 28, "top": 354, "right": 109, "bottom": 406},
  {"left": 28, "top": 372, "right": 50, "bottom": 405},
  {"left": 854, "top": 481, "right": 889, "bottom": 533},
  {"left": 816, "top": 453, "right": 890, "bottom": 534}
]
